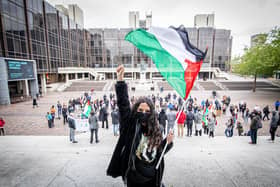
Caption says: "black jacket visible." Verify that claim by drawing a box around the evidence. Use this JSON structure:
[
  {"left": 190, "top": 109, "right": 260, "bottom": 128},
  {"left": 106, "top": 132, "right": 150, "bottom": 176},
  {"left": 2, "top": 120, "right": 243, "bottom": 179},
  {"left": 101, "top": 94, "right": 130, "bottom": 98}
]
[{"left": 107, "top": 81, "right": 173, "bottom": 186}]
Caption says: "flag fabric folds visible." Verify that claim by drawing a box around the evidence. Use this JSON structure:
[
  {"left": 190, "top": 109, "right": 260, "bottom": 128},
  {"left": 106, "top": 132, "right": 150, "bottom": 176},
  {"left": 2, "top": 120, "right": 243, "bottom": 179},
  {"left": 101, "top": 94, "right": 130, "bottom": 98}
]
[
  {"left": 125, "top": 26, "right": 207, "bottom": 100},
  {"left": 83, "top": 101, "right": 92, "bottom": 118}
]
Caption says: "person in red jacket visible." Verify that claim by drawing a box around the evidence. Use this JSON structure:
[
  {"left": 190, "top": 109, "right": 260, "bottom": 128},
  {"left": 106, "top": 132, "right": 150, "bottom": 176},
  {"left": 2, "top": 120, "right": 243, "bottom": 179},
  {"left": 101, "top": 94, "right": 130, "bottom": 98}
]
[
  {"left": 176, "top": 110, "right": 186, "bottom": 137},
  {"left": 0, "top": 117, "right": 5, "bottom": 136}
]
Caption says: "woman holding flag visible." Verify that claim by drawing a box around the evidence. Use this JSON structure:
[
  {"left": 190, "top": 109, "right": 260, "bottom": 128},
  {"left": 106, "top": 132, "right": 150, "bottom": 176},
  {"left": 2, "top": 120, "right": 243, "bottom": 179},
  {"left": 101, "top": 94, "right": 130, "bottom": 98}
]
[{"left": 107, "top": 65, "right": 174, "bottom": 187}]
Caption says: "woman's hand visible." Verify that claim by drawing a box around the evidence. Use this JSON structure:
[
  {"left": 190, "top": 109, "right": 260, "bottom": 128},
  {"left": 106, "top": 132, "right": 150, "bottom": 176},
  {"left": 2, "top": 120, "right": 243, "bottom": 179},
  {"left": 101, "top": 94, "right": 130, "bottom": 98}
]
[
  {"left": 167, "top": 130, "right": 174, "bottom": 144},
  {"left": 116, "top": 64, "right": 124, "bottom": 81}
]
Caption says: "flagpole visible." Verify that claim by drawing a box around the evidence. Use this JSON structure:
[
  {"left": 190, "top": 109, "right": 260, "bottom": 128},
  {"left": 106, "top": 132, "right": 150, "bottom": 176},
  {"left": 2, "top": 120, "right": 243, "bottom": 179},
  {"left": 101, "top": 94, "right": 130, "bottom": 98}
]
[{"left": 155, "top": 98, "right": 188, "bottom": 170}]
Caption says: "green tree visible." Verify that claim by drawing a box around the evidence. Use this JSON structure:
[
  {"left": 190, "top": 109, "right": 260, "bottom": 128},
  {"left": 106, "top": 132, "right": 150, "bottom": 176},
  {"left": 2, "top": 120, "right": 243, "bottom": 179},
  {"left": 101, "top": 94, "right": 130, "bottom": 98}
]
[{"left": 233, "top": 28, "right": 280, "bottom": 92}]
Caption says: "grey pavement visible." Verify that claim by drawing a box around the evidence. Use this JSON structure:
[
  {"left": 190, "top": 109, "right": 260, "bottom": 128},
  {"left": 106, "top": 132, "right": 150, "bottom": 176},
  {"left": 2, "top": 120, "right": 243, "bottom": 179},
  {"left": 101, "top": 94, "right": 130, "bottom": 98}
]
[{"left": 1, "top": 133, "right": 280, "bottom": 187}]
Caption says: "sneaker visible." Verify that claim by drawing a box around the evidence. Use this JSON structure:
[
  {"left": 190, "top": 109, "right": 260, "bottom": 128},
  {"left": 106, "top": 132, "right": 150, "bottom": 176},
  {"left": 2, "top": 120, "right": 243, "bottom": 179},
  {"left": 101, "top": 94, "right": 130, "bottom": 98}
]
[
  {"left": 248, "top": 142, "right": 253, "bottom": 144},
  {"left": 72, "top": 141, "right": 78, "bottom": 143},
  {"left": 96, "top": 140, "right": 100, "bottom": 143}
]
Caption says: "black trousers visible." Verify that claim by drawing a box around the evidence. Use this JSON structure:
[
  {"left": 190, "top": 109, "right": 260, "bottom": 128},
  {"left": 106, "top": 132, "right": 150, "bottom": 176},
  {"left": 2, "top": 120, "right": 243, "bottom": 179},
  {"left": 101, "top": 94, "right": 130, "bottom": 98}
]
[
  {"left": 90, "top": 129, "right": 98, "bottom": 143},
  {"left": 209, "top": 131, "right": 214, "bottom": 138},
  {"left": 63, "top": 115, "right": 68, "bottom": 124},
  {"left": 270, "top": 127, "right": 278, "bottom": 141},
  {"left": 195, "top": 130, "right": 202, "bottom": 136},
  {"left": 263, "top": 113, "right": 270, "bottom": 120},
  {"left": 102, "top": 118, "right": 108, "bottom": 129},
  {"left": 48, "top": 120, "right": 52, "bottom": 128},
  {"left": 0, "top": 128, "right": 4, "bottom": 135}
]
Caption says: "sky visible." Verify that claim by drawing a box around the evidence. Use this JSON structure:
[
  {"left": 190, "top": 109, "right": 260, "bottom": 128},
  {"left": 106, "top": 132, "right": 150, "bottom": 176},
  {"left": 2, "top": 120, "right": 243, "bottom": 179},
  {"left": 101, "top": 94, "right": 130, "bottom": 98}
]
[{"left": 47, "top": 0, "right": 280, "bottom": 58}]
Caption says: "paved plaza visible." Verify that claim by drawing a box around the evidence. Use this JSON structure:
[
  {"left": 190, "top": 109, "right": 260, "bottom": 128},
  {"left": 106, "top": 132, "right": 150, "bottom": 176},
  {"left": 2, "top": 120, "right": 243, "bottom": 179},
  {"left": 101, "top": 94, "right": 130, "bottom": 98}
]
[{"left": 0, "top": 80, "right": 280, "bottom": 186}]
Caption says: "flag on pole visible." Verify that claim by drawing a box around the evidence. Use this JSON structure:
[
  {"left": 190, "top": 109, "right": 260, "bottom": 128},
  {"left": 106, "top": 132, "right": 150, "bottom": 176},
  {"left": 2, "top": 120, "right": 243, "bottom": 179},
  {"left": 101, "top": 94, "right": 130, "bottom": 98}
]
[
  {"left": 83, "top": 101, "right": 92, "bottom": 118},
  {"left": 202, "top": 107, "right": 209, "bottom": 126},
  {"left": 125, "top": 26, "right": 207, "bottom": 100}
]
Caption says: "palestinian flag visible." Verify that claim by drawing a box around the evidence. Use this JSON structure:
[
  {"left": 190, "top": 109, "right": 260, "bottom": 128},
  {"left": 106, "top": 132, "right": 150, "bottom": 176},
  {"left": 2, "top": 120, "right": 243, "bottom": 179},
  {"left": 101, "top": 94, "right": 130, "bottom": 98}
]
[
  {"left": 125, "top": 26, "right": 207, "bottom": 100},
  {"left": 202, "top": 107, "right": 209, "bottom": 126},
  {"left": 83, "top": 101, "right": 92, "bottom": 118}
]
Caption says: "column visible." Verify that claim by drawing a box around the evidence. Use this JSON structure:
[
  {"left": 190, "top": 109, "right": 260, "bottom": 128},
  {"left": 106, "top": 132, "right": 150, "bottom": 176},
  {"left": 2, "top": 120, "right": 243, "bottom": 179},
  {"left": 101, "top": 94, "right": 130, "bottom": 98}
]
[
  {"left": 65, "top": 73, "right": 69, "bottom": 83},
  {"left": 23, "top": 80, "right": 29, "bottom": 96},
  {"left": 41, "top": 74, "right": 47, "bottom": 94}
]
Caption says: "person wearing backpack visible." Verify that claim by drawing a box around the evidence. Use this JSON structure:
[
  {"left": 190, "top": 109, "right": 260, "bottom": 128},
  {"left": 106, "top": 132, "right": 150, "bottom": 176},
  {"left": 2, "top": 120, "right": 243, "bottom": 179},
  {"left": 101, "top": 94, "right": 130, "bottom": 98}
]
[
  {"left": 89, "top": 111, "right": 99, "bottom": 143},
  {"left": 68, "top": 113, "right": 77, "bottom": 143}
]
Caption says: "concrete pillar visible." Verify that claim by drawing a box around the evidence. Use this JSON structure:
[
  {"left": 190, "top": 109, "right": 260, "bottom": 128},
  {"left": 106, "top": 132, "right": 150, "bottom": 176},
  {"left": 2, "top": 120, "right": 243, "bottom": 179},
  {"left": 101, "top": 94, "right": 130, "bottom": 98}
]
[
  {"left": 150, "top": 72, "right": 152, "bottom": 80},
  {"left": 23, "top": 80, "right": 29, "bottom": 96},
  {"left": 65, "top": 74, "right": 69, "bottom": 83},
  {"left": 82, "top": 73, "right": 85, "bottom": 79},
  {"left": 41, "top": 74, "right": 47, "bottom": 94},
  {"left": 75, "top": 73, "right": 78, "bottom": 80},
  {"left": 0, "top": 58, "right": 10, "bottom": 104}
]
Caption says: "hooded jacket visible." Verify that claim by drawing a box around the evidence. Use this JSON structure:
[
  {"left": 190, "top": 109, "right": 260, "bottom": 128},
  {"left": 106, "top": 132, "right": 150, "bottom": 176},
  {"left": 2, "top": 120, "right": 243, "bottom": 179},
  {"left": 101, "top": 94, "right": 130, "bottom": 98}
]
[{"left": 107, "top": 81, "right": 173, "bottom": 186}]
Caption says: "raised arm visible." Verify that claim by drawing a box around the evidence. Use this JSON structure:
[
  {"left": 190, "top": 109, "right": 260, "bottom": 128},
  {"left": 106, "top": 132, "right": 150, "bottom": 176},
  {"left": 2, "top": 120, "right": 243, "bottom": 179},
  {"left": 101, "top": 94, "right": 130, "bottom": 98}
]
[{"left": 115, "top": 65, "right": 131, "bottom": 133}]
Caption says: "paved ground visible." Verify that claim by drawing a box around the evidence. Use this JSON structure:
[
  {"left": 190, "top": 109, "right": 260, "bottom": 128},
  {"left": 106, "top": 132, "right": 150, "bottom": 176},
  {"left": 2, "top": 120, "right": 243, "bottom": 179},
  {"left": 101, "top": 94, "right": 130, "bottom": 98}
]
[
  {"left": 0, "top": 83, "right": 279, "bottom": 136},
  {"left": 1, "top": 133, "right": 280, "bottom": 187}
]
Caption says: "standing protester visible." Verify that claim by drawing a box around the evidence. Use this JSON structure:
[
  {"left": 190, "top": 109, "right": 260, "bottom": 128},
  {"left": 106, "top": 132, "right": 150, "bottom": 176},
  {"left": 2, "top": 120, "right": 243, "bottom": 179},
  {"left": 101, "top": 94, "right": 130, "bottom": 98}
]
[
  {"left": 100, "top": 104, "right": 109, "bottom": 129},
  {"left": 208, "top": 113, "right": 216, "bottom": 138},
  {"left": 176, "top": 110, "right": 186, "bottom": 137},
  {"left": 186, "top": 110, "right": 194, "bottom": 137},
  {"left": 68, "top": 113, "right": 77, "bottom": 143},
  {"left": 111, "top": 107, "right": 120, "bottom": 136},
  {"left": 262, "top": 105, "right": 270, "bottom": 121},
  {"left": 158, "top": 109, "right": 168, "bottom": 136},
  {"left": 33, "top": 97, "right": 38, "bottom": 108},
  {"left": 62, "top": 104, "right": 68, "bottom": 125},
  {"left": 236, "top": 121, "right": 244, "bottom": 136},
  {"left": 50, "top": 105, "right": 56, "bottom": 127},
  {"left": 249, "top": 112, "right": 260, "bottom": 144},
  {"left": 107, "top": 65, "right": 174, "bottom": 187},
  {"left": 194, "top": 109, "right": 203, "bottom": 136},
  {"left": 275, "top": 100, "right": 280, "bottom": 111},
  {"left": 57, "top": 101, "right": 62, "bottom": 120},
  {"left": 166, "top": 108, "right": 177, "bottom": 134},
  {"left": 88, "top": 111, "right": 99, "bottom": 143},
  {"left": 46, "top": 112, "right": 52, "bottom": 128},
  {"left": 269, "top": 111, "right": 279, "bottom": 142},
  {"left": 0, "top": 117, "right": 5, "bottom": 136}
]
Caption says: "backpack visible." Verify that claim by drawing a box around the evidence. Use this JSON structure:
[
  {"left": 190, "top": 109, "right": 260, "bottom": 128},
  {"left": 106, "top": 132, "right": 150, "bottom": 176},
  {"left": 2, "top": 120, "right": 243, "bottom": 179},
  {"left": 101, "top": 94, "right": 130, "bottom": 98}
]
[{"left": 257, "top": 118, "right": 262, "bottom": 129}]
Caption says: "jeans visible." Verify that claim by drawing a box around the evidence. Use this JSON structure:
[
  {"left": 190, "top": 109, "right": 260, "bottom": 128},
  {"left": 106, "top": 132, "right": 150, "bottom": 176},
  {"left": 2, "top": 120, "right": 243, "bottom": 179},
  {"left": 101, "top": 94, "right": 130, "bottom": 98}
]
[
  {"left": 58, "top": 109, "right": 62, "bottom": 119},
  {"left": 187, "top": 123, "right": 193, "bottom": 136},
  {"left": 90, "top": 129, "right": 98, "bottom": 143},
  {"left": 112, "top": 124, "right": 119, "bottom": 136},
  {"left": 250, "top": 129, "right": 258, "bottom": 144},
  {"left": 70, "top": 128, "right": 75, "bottom": 142}
]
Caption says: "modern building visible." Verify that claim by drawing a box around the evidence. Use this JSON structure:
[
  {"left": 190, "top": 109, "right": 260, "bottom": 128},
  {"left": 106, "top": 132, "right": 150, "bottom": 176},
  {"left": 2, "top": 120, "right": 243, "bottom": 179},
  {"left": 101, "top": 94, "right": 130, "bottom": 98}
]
[
  {"left": 68, "top": 4, "right": 84, "bottom": 27},
  {"left": 129, "top": 11, "right": 152, "bottom": 29},
  {"left": 129, "top": 11, "right": 139, "bottom": 28},
  {"left": 194, "top": 14, "right": 215, "bottom": 27},
  {"left": 0, "top": 0, "right": 95, "bottom": 104}
]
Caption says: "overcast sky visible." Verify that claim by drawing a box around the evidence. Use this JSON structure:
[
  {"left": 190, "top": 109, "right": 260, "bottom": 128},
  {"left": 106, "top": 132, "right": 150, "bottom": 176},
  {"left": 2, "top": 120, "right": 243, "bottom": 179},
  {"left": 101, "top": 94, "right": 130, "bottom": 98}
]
[{"left": 48, "top": 0, "right": 280, "bottom": 58}]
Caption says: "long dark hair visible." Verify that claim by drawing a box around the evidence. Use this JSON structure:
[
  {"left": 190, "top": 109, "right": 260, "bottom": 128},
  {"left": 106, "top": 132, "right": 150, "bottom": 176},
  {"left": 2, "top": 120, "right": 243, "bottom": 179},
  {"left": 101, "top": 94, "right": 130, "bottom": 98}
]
[{"left": 131, "top": 97, "right": 162, "bottom": 149}]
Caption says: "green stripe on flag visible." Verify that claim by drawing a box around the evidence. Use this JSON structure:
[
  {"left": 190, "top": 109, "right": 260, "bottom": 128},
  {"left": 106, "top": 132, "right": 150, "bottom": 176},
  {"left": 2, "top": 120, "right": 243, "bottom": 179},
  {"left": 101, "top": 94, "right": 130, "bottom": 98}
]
[{"left": 125, "top": 29, "right": 186, "bottom": 98}]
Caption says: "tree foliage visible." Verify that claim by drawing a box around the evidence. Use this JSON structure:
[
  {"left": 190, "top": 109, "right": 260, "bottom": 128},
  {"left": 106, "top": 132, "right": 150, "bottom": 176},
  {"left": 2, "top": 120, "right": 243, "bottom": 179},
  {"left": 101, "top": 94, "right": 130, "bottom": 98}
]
[{"left": 233, "top": 27, "right": 280, "bottom": 77}]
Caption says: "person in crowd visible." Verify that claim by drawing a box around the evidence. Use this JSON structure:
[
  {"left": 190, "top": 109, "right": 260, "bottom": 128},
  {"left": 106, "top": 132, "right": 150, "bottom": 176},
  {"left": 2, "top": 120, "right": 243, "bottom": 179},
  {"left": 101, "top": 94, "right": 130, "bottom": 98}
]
[
  {"left": 275, "top": 100, "right": 280, "bottom": 111},
  {"left": 62, "top": 104, "right": 68, "bottom": 124},
  {"left": 68, "top": 113, "right": 77, "bottom": 143},
  {"left": 243, "top": 108, "right": 250, "bottom": 125},
  {"left": 50, "top": 105, "right": 56, "bottom": 127},
  {"left": 46, "top": 112, "right": 52, "bottom": 128},
  {"left": 262, "top": 105, "right": 270, "bottom": 121},
  {"left": 249, "top": 112, "right": 260, "bottom": 144},
  {"left": 88, "top": 111, "right": 99, "bottom": 143},
  {"left": 100, "top": 104, "right": 109, "bottom": 129},
  {"left": 186, "top": 110, "right": 194, "bottom": 137},
  {"left": 269, "top": 111, "right": 279, "bottom": 142},
  {"left": 107, "top": 65, "right": 174, "bottom": 187},
  {"left": 194, "top": 109, "right": 203, "bottom": 136},
  {"left": 33, "top": 96, "right": 38, "bottom": 108},
  {"left": 111, "top": 107, "right": 120, "bottom": 136},
  {"left": 236, "top": 121, "right": 244, "bottom": 136},
  {"left": 0, "top": 117, "right": 5, "bottom": 136},
  {"left": 176, "top": 110, "right": 186, "bottom": 137},
  {"left": 208, "top": 113, "right": 216, "bottom": 138},
  {"left": 57, "top": 101, "right": 62, "bottom": 120},
  {"left": 158, "top": 109, "right": 168, "bottom": 136},
  {"left": 167, "top": 107, "right": 177, "bottom": 134},
  {"left": 225, "top": 118, "right": 234, "bottom": 137}
]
